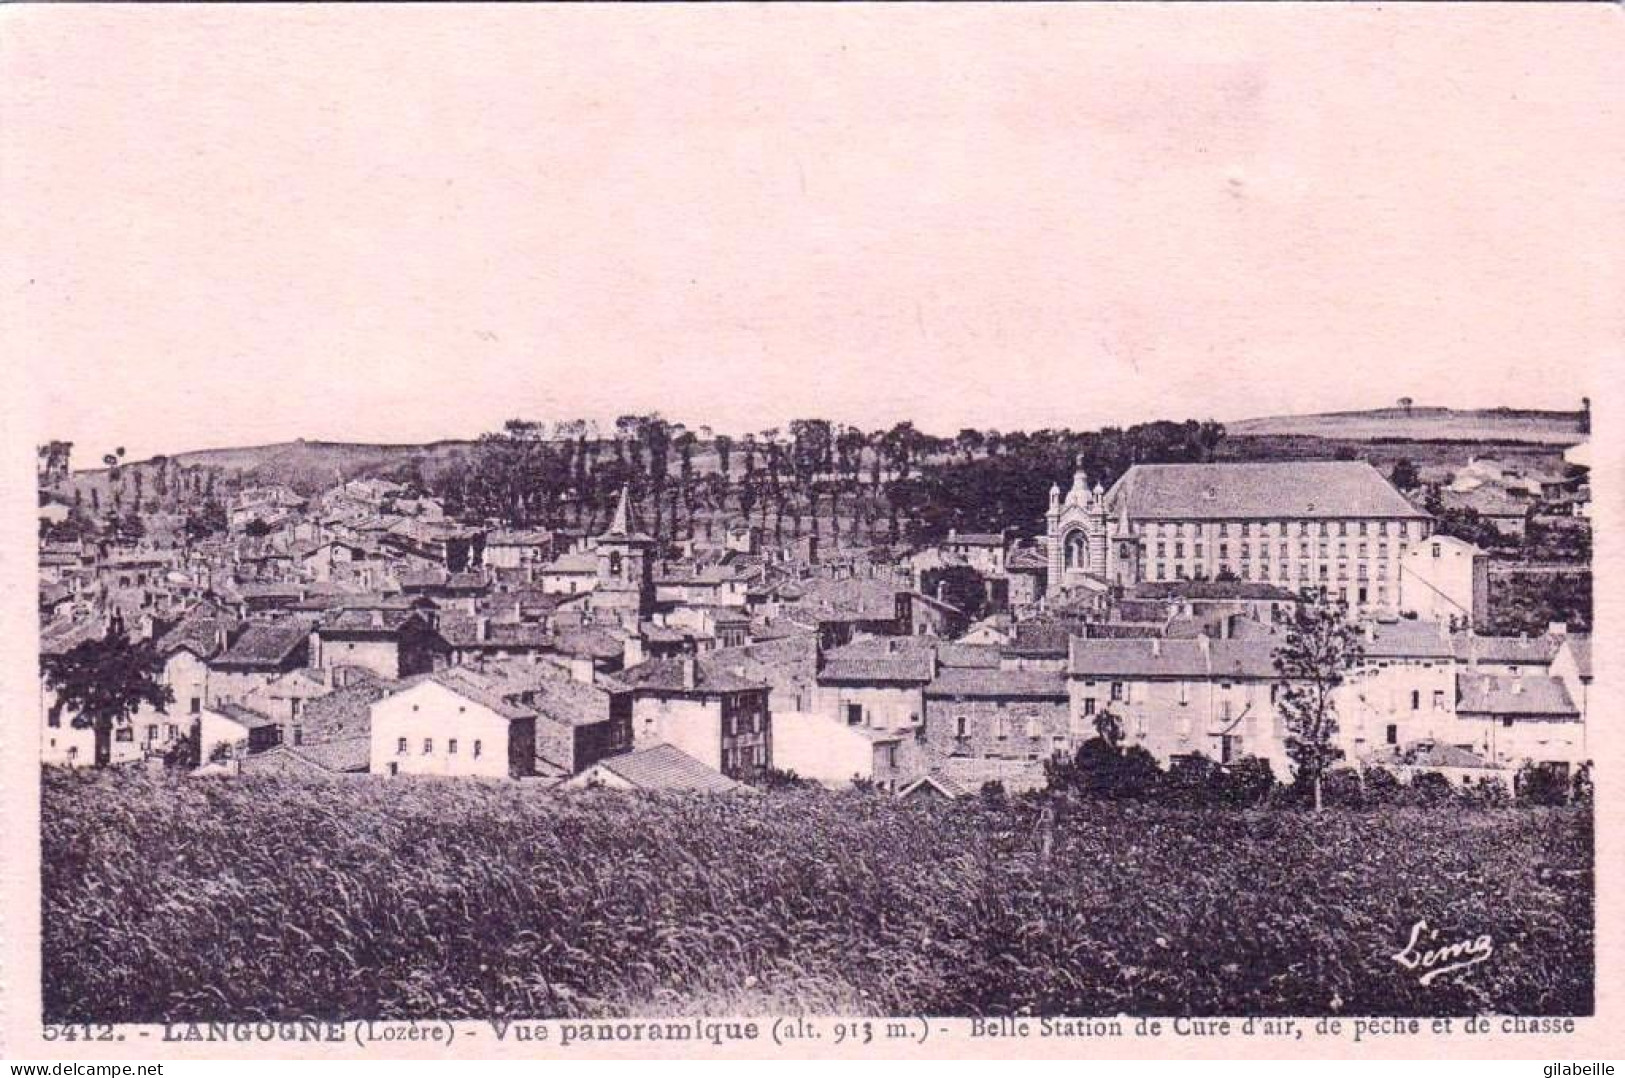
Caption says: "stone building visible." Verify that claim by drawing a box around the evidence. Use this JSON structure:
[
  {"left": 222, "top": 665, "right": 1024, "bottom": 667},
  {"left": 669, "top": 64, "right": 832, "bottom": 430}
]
[
  {"left": 1047, "top": 461, "right": 1432, "bottom": 616},
  {"left": 922, "top": 667, "right": 1071, "bottom": 763}
]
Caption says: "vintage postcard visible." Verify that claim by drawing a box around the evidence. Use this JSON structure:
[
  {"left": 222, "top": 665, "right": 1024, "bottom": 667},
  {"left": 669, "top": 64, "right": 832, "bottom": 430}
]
[{"left": 1, "top": 2, "right": 1620, "bottom": 1066}]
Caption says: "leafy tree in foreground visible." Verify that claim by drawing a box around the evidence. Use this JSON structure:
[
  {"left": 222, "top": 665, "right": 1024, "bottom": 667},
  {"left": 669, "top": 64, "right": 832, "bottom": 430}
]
[
  {"left": 1273, "top": 593, "right": 1365, "bottom": 811},
  {"left": 1045, "top": 710, "right": 1163, "bottom": 801},
  {"left": 42, "top": 627, "right": 174, "bottom": 768}
]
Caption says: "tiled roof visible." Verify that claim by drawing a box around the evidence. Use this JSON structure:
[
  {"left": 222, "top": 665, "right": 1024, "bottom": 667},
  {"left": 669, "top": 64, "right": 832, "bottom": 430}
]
[
  {"left": 212, "top": 702, "right": 278, "bottom": 729},
  {"left": 393, "top": 667, "right": 537, "bottom": 721},
  {"left": 301, "top": 679, "right": 389, "bottom": 740},
  {"left": 1004, "top": 622, "right": 1072, "bottom": 656},
  {"left": 1453, "top": 632, "right": 1564, "bottom": 666},
  {"left": 1080, "top": 621, "right": 1168, "bottom": 640},
  {"left": 936, "top": 642, "right": 1002, "bottom": 669},
  {"left": 615, "top": 656, "right": 767, "bottom": 695},
  {"left": 900, "top": 756, "right": 1048, "bottom": 799},
  {"left": 319, "top": 608, "right": 428, "bottom": 635},
  {"left": 156, "top": 607, "right": 236, "bottom": 659},
  {"left": 1006, "top": 548, "right": 1049, "bottom": 572},
  {"left": 705, "top": 636, "right": 818, "bottom": 696},
  {"left": 818, "top": 654, "right": 935, "bottom": 685},
  {"left": 1069, "top": 636, "right": 1278, "bottom": 680},
  {"left": 925, "top": 667, "right": 1068, "bottom": 700},
  {"left": 1362, "top": 620, "right": 1454, "bottom": 660},
  {"left": 39, "top": 618, "right": 103, "bottom": 657},
  {"left": 550, "top": 628, "right": 625, "bottom": 661},
  {"left": 1106, "top": 462, "right": 1428, "bottom": 521},
  {"left": 437, "top": 614, "right": 552, "bottom": 650},
  {"left": 782, "top": 576, "right": 899, "bottom": 620},
  {"left": 237, "top": 582, "right": 305, "bottom": 600},
  {"left": 656, "top": 564, "right": 742, "bottom": 585},
  {"left": 488, "top": 528, "right": 552, "bottom": 546},
  {"left": 285, "top": 735, "right": 371, "bottom": 773},
  {"left": 397, "top": 568, "right": 448, "bottom": 589},
  {"left": 214, "top": 622, "right": 310, "bottom": 669},
  {"left": 827, "top": 635, "right": 1000, "bottom": 670},
  {"left": 588, "top": 745, "right": 745, "bottom": 794},
  {"left": 1369, "top": 740, "right": 1498, "bottom": 771},
  {"left": 520, "top": 665, "right": 614, "bottom": 727},
  {"left": 544, "top": 551, "right": 599, "bottom": 574},
  {"left": 638, "top": 623, "right": 695, "bottom": 644},
  {"left": 948, "top": 533, "right": 1004, "bottom": 547},
  {"left": 1456, "top": 673, "right": 1578, "bottom": 718}
]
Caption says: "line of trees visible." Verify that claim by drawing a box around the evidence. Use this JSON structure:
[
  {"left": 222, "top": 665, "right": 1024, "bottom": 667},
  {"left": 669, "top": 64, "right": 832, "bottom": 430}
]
[{"left": 409, "top": 416, "right": 1227, "bottom": 549}]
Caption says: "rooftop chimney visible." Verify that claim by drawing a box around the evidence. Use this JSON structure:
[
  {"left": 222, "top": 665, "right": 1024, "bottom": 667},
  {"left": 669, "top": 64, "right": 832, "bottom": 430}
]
[
  {"left": 681, "top": 655, "right": 699, "bottom": 691},
  {"left": 477, "top": 615, "right": 490, "bottom": 643},
  {"left": 1151, "top": 638, "right": 1162, "bottom": 658}
]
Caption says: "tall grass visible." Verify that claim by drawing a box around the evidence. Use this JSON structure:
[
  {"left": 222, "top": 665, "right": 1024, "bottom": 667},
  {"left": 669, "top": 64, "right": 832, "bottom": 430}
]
[{"left": 42, "top": 769, "right": 1591, "bottom": 1021}]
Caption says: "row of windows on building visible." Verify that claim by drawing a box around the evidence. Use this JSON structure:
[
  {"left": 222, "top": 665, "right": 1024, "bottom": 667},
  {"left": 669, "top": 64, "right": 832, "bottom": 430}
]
[
  {"left": 107, "top": 722, "right": 182, "bottom": 744},
  {"left": 1152, "top": 540, "right": 1409, "bottom": 562},
  {"left": 1148, "top": 560, "right": 1393, "bottom": 601},
  {"left": 1138, "top": 520, "right": 1422, "bottom": 540},
  {"left": 395, "top": 736, "right": 484, "bottom": 757},
  {"left": 953, "top": 713, "right": 1059, "bottom": 740}
]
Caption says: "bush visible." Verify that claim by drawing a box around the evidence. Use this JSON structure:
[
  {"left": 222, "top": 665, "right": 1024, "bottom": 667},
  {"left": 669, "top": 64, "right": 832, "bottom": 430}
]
[
  {"left": 758, "top": 767, "right": 814, "bottom": 791},
  {"left": 1461, "top": 776, "right": 1512, "bottom": 808},
  {"left": 1404, "top": 770, "right": 1457, "bottom": 808},
  {"left": 1516, "top": 762, "right": 1571, "bottom": 807},
  {"left": 1043, "top": 718, "right": 1164, "bottom": 802},
  {"left": 1572, "top": 762, "right": 1594, "bottom": 805},
  {"left": 1362, "top": 766, "right": 1403, "bottom": 806},
  {"left": 1320, "top": 767, "right": 1367, "bottom": 809},
  {"left": 1161, "top": 752, "right": 1226, "bottom": 807},
  {"left": 1222, "top": 756, "right": 1277, "bottom": 807},
  {"left": 1153, "top": 754, "right": 1276, "bottom": 809}
]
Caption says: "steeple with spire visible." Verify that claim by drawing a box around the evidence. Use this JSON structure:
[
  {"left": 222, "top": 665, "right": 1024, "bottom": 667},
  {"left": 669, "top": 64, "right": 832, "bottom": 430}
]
[
  {"left": 590, "top": 484, "right": 654, "bottom": 622},
  {"left": 607, "top": 484, "right": 632, "bottom": 537}
]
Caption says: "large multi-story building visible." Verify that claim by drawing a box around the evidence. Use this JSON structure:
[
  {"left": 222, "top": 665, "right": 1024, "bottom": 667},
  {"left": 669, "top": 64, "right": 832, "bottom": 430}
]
[{"left": 1047, "top": 461, "right": 1432, "bottom": 616}]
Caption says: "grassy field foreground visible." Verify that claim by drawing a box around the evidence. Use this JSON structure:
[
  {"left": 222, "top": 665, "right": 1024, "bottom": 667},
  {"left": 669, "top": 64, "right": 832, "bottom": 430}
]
[{"left": 41, "top": 769, "right": 1592, "bottom": 1022}]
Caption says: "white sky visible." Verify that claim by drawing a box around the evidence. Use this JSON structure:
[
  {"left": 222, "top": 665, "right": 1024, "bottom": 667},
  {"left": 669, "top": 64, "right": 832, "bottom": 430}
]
[{"left": 3, "top": 5, "right": 1620, "bottom": 461}]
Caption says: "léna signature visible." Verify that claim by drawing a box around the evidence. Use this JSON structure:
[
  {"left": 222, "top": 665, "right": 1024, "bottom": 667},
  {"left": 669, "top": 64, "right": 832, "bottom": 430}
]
[{"left": 1391, "top": 919, "right": 1494, "bottom": 986}]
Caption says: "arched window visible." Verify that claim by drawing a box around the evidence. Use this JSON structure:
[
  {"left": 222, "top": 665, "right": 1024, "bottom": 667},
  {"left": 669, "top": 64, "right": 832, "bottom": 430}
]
[
  {"left": 1065, "top": 531, "right": 1087, "bottom": 570},
  {"left": 609, "top": 551, "right": 623, "bottom": 577}
]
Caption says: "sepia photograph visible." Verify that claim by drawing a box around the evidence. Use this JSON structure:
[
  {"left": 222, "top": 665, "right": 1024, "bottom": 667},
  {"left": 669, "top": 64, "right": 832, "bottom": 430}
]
[{"left": 2, "top": 1, "right": 1619, "bottom": 1065}]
